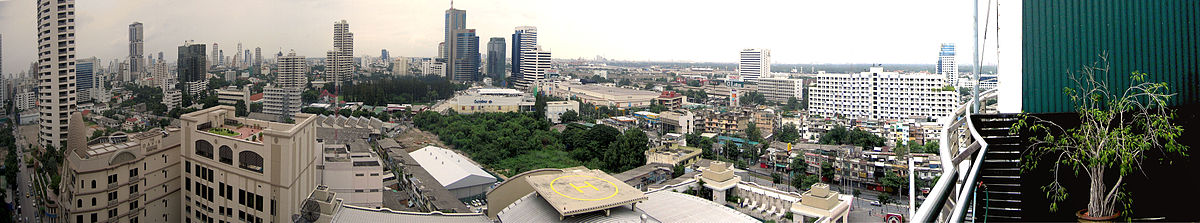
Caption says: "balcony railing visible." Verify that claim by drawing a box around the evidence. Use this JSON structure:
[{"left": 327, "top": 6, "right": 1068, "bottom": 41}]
[{"left": 912, "top": 88, "right": 997, "bottom": 222}]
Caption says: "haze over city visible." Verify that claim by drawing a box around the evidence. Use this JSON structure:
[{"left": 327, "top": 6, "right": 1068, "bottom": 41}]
[{"left": 0, "top": 0, "right": 985, "bottom": 75}]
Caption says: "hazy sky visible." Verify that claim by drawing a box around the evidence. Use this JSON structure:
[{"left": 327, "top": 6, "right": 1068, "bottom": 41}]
[{"left": 0, "top": 0, "right": 988, "bottom": 75}]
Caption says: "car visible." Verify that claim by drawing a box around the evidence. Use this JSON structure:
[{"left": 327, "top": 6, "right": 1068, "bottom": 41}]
[{"left": 870, "top": 200, "right": 882, "bottom": 206}]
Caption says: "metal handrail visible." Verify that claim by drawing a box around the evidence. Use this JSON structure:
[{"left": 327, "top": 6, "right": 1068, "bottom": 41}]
[
  {"left": 948, "top": 112, "right": 990, "bottom": 222},
  {"left": 912, "top": 88, "right": 998, "bottom": 222}
]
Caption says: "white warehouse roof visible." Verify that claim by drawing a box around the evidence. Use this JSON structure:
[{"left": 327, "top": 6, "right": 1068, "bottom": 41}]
[{"left": 409, "top": 146, "right": 498, "bottom": 191}]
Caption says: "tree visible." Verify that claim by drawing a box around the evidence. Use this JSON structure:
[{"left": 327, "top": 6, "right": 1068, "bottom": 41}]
[
  {"left": 1012, "top": 55, "right": 1188, "bottom": 218},
  {"left": 746, "top": 122, "right": 762, "bottom": 143},
  {"left": 558, "top": 110, "right": 580, "bottom": 123},
  {"left": 771, "top": 172, "right": 782, "bottom": 184},
  {"left": 672, "top": 164, "right": 686, "bottom": 178},
  {"left": 878, "top": 194, "right": 894, "bottom": 211},
  {"left": 785, "top": 96, "right": 803, "bottom": 111},
  {"left": 618, "top": 78, "right": 633, "bottom": 87},
  {"left": 775, "top": 123, "right": 800, "bottom": 143},
  {"left": 235, "top": 100, "right": 248, "bottom": 116},
  {"left": 881, "top": 171, "right": 907, "bottom": 195},
  {"left": 820, "top": 161, "right": 834, "bottom": 182}
]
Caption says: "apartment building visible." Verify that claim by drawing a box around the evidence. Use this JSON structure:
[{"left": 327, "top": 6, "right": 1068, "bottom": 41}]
[
  {"left": 807, "top": 67, "right": 959, "bottom": 121},
  {"left": 179, "top": 106, "right": 318, "bottom": 223},
  {"left": 755, "top": 77, "right": 804, "bottom": 104}
]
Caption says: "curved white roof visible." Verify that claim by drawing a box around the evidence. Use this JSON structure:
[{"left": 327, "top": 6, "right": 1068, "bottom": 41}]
[{"left": 409, "top": 146, "right": 497, "bottom": 190}]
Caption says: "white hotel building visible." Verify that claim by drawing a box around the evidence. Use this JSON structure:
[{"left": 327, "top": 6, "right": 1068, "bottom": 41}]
[{"left": 808, "top": 67, "right": 959, "bottom": 121}]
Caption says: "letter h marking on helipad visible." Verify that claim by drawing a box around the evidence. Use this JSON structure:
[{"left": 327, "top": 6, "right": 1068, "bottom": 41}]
[{"left": 569, "top": 182, "right": 600, "bottom": 193}]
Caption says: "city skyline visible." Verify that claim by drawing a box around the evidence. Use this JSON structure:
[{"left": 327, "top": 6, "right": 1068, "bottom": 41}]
[{"left": 0, "top": 0, "right": 985, "bottom": 75}]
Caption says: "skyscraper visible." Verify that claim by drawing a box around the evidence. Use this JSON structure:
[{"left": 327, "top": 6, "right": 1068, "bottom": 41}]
[
  {"left": 511, "top": 26, "right": 537, "bottom": 88},
  {"left": 76, "top": 58, "right": 96, "bottom": 102},
  {"left": 451, "top": 29, "right": 480, "bottom": 82},
  {"left": 444, "top": 6, "right": 465, "bottom": 80},
  {"left": 937, "top": 43, "right": 958, "bottom": 87},
  {"left": 254, "top": 47, "right": 262, "bottom": 69},
  {"left": 380, "top": 49, "right": 389, "bottom": 61},
  {"left": 738, "top": 48, "right": 771, "bottom": 82},
  {"left": 277, "top": 50, "right": 307, "bottom": 88},
  {"left": 519, "top": 46, "right": 552, "bottom": 91},
  {"left": 129, "top": 22, "right": 144, "bottom": 77},
  {"left": 211, "top": 43, "right": 219, "bottom": 68},
  {"left": 178, "top": 41, "right": 208, "bottom": 94},
  {"left": 37, "top": 0, "right": 77, "bottom": 147},
  {"left": 326, "top": 20, "right": 354, "bottom": 87},
  {"left": 486, "top": 37, "right": 507, "bottom": 83}
]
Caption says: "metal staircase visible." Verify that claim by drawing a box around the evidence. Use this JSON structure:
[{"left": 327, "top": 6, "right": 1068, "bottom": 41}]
[{"left": 972, "top": 114, "right": 1024, "bottom": 221}]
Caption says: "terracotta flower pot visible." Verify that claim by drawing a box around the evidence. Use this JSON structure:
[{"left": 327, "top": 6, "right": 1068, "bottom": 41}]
[{"left": 1076, "top": 209, "right": 1120, "bottom": 223}]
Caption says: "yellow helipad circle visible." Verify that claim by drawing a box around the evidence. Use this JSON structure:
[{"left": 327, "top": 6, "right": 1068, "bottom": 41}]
[{"left": 550, "top": 175, "right": 619, "bottom": 201}]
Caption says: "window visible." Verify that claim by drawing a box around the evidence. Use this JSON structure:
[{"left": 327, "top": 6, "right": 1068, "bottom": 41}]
[
  {"left": 109, "top": 208, "right": 117, "bottom": 218},
  {"left": 108, "top": 191, "right": 117, "bottom": 201},
  {"left": 370, "top": 173, "right": 379, "bottom": 176},
  {"left": 130, "top": 200, "right": 138, "bottom": 210},
  {"left": 219, "top": 146, "right": 233, "bottom": 165},
  {"left": 185, "top": 178, "right": 191, "bottom": 191},
  {"left": 76, "top": 215, "right": 82, "bottom": 223},
  {"left": 129, "top": 184, "right": 138, "bottom": 194},
  {"left": 91, "top": 180, "right": 96, "bottom": 188},
  {"left": 91, "top": 197, "right": 96, "bottom": 206},
  {"left": 195, "top": 140, "right": 214, "bottom": 159},
  {"left": 91, "top": 213, "right": 97, "bottom": 223},
  {"left": 130, "top": 168, "right": 138, "bottom": 177},
  {"left": 238, "top": 151, "right": 264, "bottom": 173},
  {"left": 256, "top": 195, "right": 263, "bottom": 211},
  {"left": 238, "top": 189, "right": 245, "bottom": 205},
  {"left": 354, "top": 173, "right": 364, "bottom": 176},
  {"left": 186, "top": 161, "right": 191, "bottom": 173},
  {"left": 108, "top": 174, "right": 118, "bottom": 184}
]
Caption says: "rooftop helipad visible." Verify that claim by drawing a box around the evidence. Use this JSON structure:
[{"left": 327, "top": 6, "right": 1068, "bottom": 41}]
[{"left": 526, "top": 169, "right": 648, "bottom": 218}]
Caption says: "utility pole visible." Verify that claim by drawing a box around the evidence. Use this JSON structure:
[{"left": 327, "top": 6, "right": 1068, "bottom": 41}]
[{"left": 972, "top": 0, "right": 982, "bottom": 113}]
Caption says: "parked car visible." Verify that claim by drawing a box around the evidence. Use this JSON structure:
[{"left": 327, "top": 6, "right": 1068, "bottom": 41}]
[{"left": 870, "top": 200, "right": 882, "bottom": 206}]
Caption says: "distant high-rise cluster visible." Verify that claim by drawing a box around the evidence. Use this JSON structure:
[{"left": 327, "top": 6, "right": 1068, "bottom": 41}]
[
  {"left": 443, "top": 6, "right": 480, "bottom": 82},
  {"left": 129, "top": 22, "right": 144, "bottom": 79},
  {"left": 511, "top": 26, "right": 540, "bottom": 90},
  {"left": 326, "top": 20, "right": 354, "bottom": 87},
  {"left": 937, "top": 43, "right": 958, "bottom": 87},
  {"left": 37, "top": 0, "right": 78, "bottom": 147},
  {"left": 254, "top": 47, "right": 263, "bottom": 69},
  {"left": 738, "top": 48, "right": 770, "bottom": 82}
]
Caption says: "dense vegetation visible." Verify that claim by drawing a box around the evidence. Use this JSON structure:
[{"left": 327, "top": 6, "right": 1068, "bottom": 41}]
[
  {"left": 818, "top": 125, "right": 886, "bottom": 149},
  {"left": 413, "top": 111, "right": 649, "bottom": 176},
  {"left": 342, "top": 75, "right": 465, "bottom": 106},
  {"left": 120, "top": 84, "right": 168, "bottom": 116}
]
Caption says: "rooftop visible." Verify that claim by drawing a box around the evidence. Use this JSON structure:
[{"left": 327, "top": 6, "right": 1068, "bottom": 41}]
[
  {"left": 526, "top": 169, "right": 649, "bottom": 217},
  {"left": 409, "top": 146, "right": 497, "bottom": 190}
]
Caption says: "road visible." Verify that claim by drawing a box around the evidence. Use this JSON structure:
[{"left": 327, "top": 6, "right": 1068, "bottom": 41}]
[{"left": 13, "top": 124, "right": 38, "bottom": 222}]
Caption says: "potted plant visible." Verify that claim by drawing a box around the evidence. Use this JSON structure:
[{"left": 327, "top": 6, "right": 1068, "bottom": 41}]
[{"left": 1013, "top": 55, "right": 1188, "bottom": 221}]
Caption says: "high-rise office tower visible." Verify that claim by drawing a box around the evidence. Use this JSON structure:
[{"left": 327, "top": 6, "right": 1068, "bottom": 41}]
[
  {"left": 211, "top": 43, "right": 219, "bottom": 68},
  {"left": 129, "top": 22, "right": 144, "bottom": 77},
  {"left": 234, "top": 43, "right": 243, "bottom": 68},
  {"left": 451, "top": 29, "right": 480, "bottom": 82},
  {"left": 178, "top": 41, "right": 208, "bottom": 94},
  {"left": 380, "top": 49, "right": 389, "bottom": 61},
  {"left": 486, "top": 37, "right": 506, "bottom": 82},
  {"left": 511, "top": 26, "right": 537, "bottom": 88},
  {"left": 254, "top": 47, "right": 262, "bottom": 69},
  {"left": 219, "top": 50, "right": 225, "bottom": 67},
  {"left": 443, "top": 7, "right": 466, "bottom": 80},
  {"left": 326, "top": 20, "right": 354, "bottom": 87},
  {"left": 937, "top": 43, "right": 958, "bottom": 87},
  {"left": 738, "top": 48, "right": 771, "bottom": 82},
  {"left": 76, "top": 58, "right": 95, "bottom": 102},
  {"left": 37, "top": 0, "right": 78, "bottom": 147},
  {"left": 277, "top": 51, "right": 307, "bottom": 88},
  {"left": 1, "top": 34, "right": 4, "bottom": 81},
  {"left": 159, "top": 52, "right": 165, "bottom": 63},
  {"left": 519, "top": 47, "right": 552, "bottom": 91}
]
